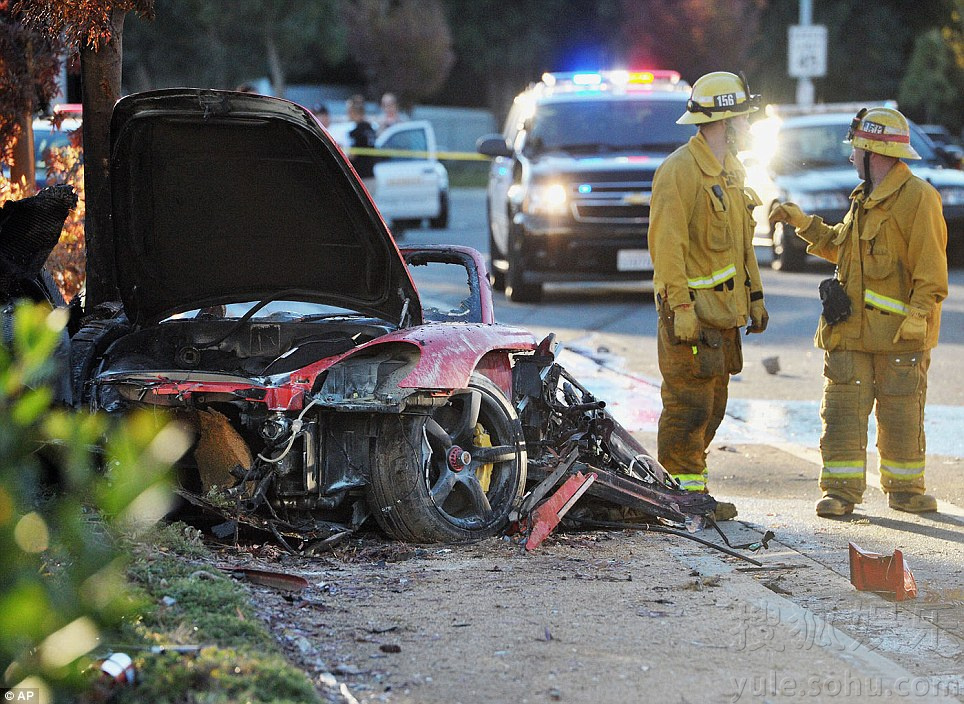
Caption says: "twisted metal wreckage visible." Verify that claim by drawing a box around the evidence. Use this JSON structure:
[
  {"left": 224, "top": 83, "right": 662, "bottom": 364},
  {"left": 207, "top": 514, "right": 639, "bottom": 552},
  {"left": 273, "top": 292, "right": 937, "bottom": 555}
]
[
  {"left": 2, "top": 191, "right": 770, "bottom": 566},
  {"left": 3, "top": 93, "right": 772, "bottom": 566}
]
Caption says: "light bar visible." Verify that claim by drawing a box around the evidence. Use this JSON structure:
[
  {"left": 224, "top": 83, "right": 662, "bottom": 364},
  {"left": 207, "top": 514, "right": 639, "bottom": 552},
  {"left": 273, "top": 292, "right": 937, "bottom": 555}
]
[
  {"left": 539, "top": 70, "right": 685, "bottom": 93},
  {"left": 571, "top": 73, "right": 603, "bottom": 86}
]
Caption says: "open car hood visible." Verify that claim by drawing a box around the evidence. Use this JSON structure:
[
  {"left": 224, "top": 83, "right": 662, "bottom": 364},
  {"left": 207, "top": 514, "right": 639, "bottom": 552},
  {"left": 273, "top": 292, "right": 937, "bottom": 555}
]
[{"left": 108, "top": 89, "right": 420, "bottom": 325}]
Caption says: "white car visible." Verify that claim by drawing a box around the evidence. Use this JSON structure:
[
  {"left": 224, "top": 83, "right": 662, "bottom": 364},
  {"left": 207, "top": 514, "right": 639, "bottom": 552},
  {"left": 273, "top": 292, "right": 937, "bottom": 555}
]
[{"left": 327, "top": 119, "right": 449, "bottom": 232}]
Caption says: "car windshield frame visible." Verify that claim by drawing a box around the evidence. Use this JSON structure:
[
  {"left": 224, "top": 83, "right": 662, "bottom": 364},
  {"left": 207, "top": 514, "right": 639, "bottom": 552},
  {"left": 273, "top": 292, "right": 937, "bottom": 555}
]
[{"left": 524, "top": 98, "right": 694, "bottom": 155}]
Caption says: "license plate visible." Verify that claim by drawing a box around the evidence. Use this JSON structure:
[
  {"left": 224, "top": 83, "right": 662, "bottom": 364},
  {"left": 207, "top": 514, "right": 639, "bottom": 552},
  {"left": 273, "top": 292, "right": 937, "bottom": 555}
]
[{"left": 617, "top": 249, "right": 653, "bottom": 271}]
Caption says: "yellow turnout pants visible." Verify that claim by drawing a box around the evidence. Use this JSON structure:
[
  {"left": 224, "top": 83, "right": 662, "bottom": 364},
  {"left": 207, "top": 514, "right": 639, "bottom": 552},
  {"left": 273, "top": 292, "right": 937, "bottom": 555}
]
[
  {"left": 819, "top": 349, "right": 929, "bottom": 503},
  {"left": 657, "top": 319, "right": 742, "bottom": 491}
]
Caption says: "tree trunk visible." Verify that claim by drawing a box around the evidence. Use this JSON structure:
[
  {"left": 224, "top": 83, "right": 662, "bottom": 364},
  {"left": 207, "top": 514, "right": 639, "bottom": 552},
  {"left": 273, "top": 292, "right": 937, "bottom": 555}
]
[
  {"left": 265, "top": 29, "right": 285, "bottom": 98},
  {"left": 10, "top": 112, "right": 36, "bottom": 192},
  {"left": 81, "top": 8, "right": 125, "bottom": 310}
]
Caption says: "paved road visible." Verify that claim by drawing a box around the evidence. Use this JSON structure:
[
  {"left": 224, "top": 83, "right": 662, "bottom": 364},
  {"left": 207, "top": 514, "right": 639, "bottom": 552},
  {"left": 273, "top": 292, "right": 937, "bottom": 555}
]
[{"left": 391, "top": 188, "right": 964, "bottom": 701}]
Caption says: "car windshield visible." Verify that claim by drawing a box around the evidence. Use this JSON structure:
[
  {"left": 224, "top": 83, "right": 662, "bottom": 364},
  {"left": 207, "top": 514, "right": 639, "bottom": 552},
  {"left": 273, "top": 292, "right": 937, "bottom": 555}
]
[
  {"left": 525, "top": 99, "right": 695, "bottom": 155},
  {"left": 770, "top": 121, "right": 937, "bottom": 175},
  {"left": 167, "top": 300, "right": 362, "bottom": 322}
]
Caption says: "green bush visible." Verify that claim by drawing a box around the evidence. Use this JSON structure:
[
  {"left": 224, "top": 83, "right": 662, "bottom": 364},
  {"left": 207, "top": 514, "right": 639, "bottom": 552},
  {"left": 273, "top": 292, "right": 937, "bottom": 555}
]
[{"left": 0, "top": 302, "right": 185, "bottom": 698}]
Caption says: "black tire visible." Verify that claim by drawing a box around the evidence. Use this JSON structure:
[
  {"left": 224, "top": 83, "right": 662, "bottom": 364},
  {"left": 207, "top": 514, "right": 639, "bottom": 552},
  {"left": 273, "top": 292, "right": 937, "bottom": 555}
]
[
  {"left": 429, "top": 190, "right": 449, "bottom": 229},
  {"left": 771, "top": 221, "right": 806, "bottom": 272},
  {"left": 69, "top": 319, "right": 130, "bottom": 408},
  {"left": 505, "top": 253, "right": 542, "bottom": 302},
  {"left": 488, "top": 225, "right": 506, "bottom": 291},
  {"left": 367, "top": 373, "right": 527, "bottom": 542},
  {"left": 504, "top": 224, "right": 542, "bottom": 302}
]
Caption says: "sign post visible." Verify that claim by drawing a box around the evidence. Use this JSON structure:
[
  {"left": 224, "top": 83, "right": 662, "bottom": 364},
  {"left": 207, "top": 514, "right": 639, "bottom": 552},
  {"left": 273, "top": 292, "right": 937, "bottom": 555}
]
[{"left": 788, "top": 24, "right": 827, "bottom": 107}]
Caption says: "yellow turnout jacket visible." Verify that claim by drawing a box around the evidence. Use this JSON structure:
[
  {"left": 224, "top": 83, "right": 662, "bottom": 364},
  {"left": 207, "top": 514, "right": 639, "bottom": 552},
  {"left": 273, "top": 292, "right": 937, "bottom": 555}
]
[
  {"left": 649, "top": 133, "right": 763, "bottom": 329},
  {"left": 796, "top": 161, "right": 948, "bottom": 352}
]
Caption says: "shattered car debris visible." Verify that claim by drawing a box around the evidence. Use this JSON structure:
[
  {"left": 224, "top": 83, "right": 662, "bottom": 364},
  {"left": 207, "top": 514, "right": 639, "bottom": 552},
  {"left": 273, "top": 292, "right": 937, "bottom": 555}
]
[
  {"left": 0, "top": 184, "right": 78, "bottom": 404},
  {"left": 66, "top": 89, "right": 719, "bottom": 546}
]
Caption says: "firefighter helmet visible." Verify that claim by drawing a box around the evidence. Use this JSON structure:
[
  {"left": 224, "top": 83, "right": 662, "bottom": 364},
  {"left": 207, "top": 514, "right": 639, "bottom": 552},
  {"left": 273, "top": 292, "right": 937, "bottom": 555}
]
[
  {"left": 677, "top": 71, "right": 760, "bottom": 125},
  {"left": 845, "top": 107, "right": 920, "bottom": 160}
]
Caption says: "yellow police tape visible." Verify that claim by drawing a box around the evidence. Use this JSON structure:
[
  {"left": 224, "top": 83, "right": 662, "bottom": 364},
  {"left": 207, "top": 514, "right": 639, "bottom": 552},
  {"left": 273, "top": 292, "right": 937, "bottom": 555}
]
[{"left": 347, "top": 146, "right": 491, "bottom": 162}]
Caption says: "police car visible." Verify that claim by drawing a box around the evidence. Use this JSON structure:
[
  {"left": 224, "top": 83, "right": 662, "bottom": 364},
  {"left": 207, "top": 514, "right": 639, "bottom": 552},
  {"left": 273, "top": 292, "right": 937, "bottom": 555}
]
[{"left": 476, "top": 70, "right": 695, "bottom": 302}]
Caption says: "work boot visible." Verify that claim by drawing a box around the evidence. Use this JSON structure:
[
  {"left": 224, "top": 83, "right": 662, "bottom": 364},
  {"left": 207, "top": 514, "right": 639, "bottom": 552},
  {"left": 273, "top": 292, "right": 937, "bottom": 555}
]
[
  {"left": 888, "top": 492, "right": 938, "bottom": 513},
  {"left": 815, "top": 495, "right": 854, "bottom": 518},
  {"left": 711, "top": 501, "right": 738, "bottom": 522}
]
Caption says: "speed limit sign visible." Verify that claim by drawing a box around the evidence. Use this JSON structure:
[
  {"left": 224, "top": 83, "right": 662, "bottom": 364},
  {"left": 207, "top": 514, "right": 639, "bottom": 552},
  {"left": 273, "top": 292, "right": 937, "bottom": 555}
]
[{"left": 788, "top": 25, "right": 827, "bottom": 78}]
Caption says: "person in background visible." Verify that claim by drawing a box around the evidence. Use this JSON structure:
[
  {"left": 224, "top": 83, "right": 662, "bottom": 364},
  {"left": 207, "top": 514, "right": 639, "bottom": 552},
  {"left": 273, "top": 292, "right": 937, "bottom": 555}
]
[
  {"left": 647, "top": 71, "right": 768, "bottom": 522},
  {"left": 313, "top": 104, "right": 331, "bottom": 130},
  {"left": 346, "top": 95, "right": 377, "bottom": 191},
  {"left": 377, "top": 92, "right": 403, "bottom": 134},
  {"left": 769, "top": 107, "right": 948, "bottom": 517}
]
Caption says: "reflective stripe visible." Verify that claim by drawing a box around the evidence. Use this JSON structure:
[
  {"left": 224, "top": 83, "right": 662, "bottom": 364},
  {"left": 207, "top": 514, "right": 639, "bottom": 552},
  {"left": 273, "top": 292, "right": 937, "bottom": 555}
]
[
  {"left": 821, "top": 460, "right": 865, "bottom": 480},
  {"left": 864, "top": 289, "right": 908, "bottom": 316},
  {"left": 687, "top": 264, "right": 737, "bottom": 290},
  {"left": 880, "top": 458, "right": 924, "bottom": 480},
  {"left": 672, "top": 471, "right": 707, "bottom": 492},
  {"left": 854, "top": 129, "right": 910, "bottom": 144}
]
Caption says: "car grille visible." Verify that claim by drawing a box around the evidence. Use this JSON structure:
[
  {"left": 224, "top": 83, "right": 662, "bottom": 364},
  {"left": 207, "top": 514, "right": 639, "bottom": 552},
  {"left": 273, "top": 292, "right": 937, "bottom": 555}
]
[{"left": 569, "top": 180, "right": 652, "bottom": 224}]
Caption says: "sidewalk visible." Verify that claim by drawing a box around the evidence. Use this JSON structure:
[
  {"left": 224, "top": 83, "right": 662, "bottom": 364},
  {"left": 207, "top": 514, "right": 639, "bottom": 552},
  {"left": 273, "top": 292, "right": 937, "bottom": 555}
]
[{"left": 548, "top": 345, "right": 964, "bottom": 703}]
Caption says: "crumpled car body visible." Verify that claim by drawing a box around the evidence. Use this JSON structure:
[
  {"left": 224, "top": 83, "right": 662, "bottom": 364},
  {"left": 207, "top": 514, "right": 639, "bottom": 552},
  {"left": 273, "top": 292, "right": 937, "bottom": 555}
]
[{"left": 71, "top": 89, "right": 712, "bottom": 544}]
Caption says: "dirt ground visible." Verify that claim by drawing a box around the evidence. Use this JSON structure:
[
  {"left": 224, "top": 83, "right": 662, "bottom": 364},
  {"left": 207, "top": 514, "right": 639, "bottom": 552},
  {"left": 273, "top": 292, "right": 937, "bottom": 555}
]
[
  {"left": 211, "top": 446, "right": 964, "bottom": 704},
  {"left": 195, "top": 422, "right": 964, "bottom": 704}
]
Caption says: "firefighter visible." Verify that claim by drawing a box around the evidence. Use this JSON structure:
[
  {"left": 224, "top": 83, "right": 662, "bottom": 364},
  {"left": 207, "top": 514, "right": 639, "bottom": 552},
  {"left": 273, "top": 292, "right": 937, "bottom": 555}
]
[
  {"left": 769, "top": 106, "right": 948, "bottom": 517},
  {"left": 648, "top": 71, "right": 768, "bottom": 521}
]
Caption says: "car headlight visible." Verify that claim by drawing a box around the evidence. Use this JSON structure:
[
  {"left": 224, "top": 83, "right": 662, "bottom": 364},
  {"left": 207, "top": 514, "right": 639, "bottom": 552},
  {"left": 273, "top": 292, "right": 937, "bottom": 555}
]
[
  {"left": 787, "top": 190, "right": 850, "bottom": 211},
  {"left": 524, "top": 183, "right": 568, "bottom": 216},
  {"left": 938, "top": 186, "right": 964, "bottom": 206}
]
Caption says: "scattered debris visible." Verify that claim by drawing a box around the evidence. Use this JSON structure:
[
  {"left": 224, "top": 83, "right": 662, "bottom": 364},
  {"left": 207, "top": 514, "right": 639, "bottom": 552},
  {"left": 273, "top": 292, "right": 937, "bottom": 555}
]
[
  {"left": 637, "top": 610, "right": 670, "bottom": 618},
  {"left": 522, "top": 471, "right": 597, "bottom": 551},
  {"left": 762, "top": 356, "right": 781, "bottom": 375},
  {"left": 223, "top": 566, "right": 311, "bottom": 592},
  {"left": 762, "top": 577, "right": 793, "bottom": 596},
  {"left": 95, "top": 652, "right": 136, "bottom": 685},
  {"left": 849, "top": 542, "right": 918, "bottom": 601}
]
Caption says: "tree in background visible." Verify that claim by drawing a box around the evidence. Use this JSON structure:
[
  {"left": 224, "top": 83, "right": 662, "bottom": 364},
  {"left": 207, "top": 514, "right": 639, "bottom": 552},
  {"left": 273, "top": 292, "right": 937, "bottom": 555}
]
[
  {"left": 436, "top": 0, "right": 620, "bottom": 122},
  {"left": 899, "top": 5, "right": 964, "bottom": 134},
  {"left": 617, "top": 0, "right": 763, "bottom": 87},
  {"left": 0, "top": 4, "right": 64, "bottom": 189},
  {"left": 123, "top": 0, "right": 345, "bottom": 96},
  {"left": 15, "top": 0, "right": 155, "bottom": 310},
  {"left": 751, "top": 0, "right": 958, "bottom": 108},
  {"left": 341, "top": 0, "right": 454, "bottom": 109}
]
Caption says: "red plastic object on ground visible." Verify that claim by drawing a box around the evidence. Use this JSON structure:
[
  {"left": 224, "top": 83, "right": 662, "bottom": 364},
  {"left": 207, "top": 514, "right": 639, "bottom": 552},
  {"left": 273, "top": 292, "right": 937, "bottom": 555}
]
[
  {"left": 524, "top": 471, "right": 597, "bottom": 551},
  {"left": 848, "top": 542, "right": 918, "bottom": 601}
]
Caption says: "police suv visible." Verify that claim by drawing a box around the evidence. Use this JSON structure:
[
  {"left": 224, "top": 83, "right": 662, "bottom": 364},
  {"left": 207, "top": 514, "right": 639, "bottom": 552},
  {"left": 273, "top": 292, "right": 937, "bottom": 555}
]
[{"left": 477, "top": 71, "right": 696, "bottom": 302}]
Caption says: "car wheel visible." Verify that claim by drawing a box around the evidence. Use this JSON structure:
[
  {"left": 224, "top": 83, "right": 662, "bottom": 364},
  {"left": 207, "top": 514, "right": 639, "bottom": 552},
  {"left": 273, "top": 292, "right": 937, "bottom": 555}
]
[
  {"left": 771, "top": 221, "right": 805, "bottom": 272},
  {"left": 367, "top": 372, "right": 527, "bottom": 542},
  {"left": 429, "top": 190, "right": 449, "bottom": 229},
  {"left": 69, "top": 318, "right": 131, "bottom": 407},
  {"left": 505, "top": 224, "right": 542, "bottom": 302}
]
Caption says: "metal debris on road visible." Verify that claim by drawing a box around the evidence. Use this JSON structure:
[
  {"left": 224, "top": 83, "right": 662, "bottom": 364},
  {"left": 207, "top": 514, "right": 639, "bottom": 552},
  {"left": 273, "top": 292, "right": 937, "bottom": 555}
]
[{"left": 849, "top": 542, "right": 918, "bottom": 601}]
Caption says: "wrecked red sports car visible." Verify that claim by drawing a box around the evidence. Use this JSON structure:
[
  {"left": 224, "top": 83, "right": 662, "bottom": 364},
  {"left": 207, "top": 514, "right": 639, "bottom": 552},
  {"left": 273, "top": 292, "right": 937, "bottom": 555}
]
[{"left": 67, "top": 89, "right": 715, "bottom": 546}]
